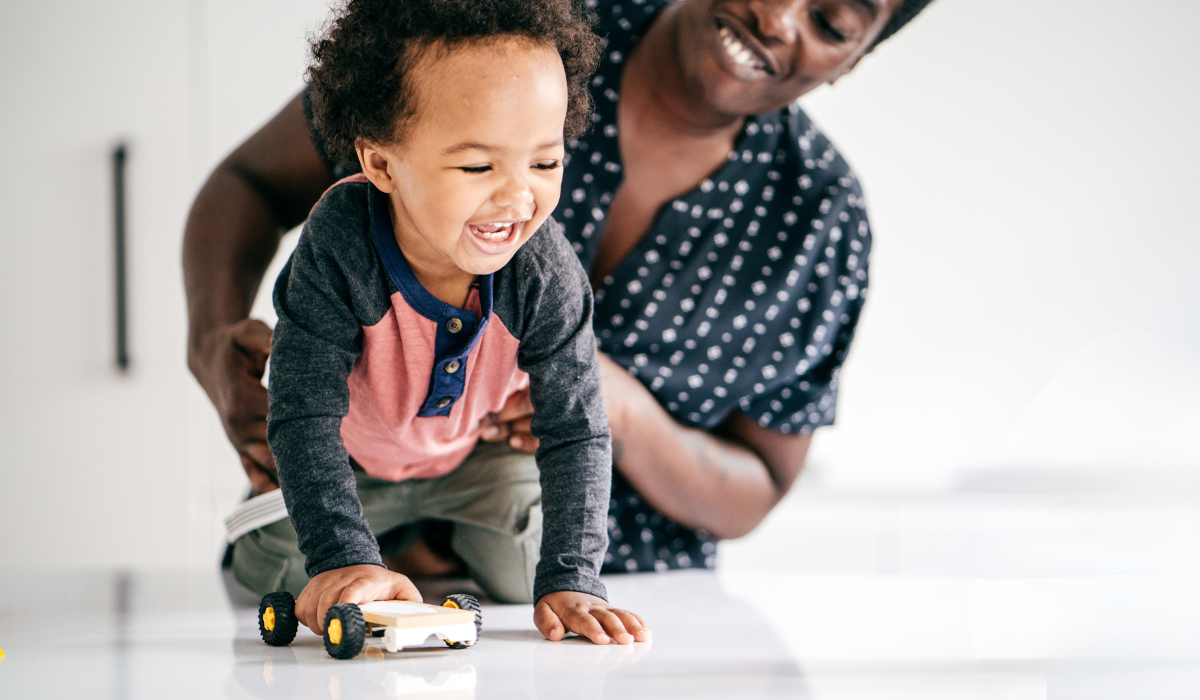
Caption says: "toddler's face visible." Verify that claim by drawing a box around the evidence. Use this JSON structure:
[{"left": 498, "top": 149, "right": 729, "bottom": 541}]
[{"left": 360, "top": 37, "right": 569, "bottom": 279}]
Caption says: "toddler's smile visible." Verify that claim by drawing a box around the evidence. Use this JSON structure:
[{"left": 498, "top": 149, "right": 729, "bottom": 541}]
[{"left": 466, "top": 219, "right": 526, "bottom": 254}]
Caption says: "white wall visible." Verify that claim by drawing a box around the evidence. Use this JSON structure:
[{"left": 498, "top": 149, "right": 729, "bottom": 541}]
[
  {"left": 800, "top": 0, "right": 1200, "bottom": 488},
  {"left": 0, "top": 0, "right": 332, "bottom": 570},
  {"left": 0, "top": 0, "right": 1196, "bottom": 570}
]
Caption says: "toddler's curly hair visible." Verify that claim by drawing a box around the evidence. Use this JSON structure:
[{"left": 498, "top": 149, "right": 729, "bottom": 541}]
[{"left": 307, "top": 0, "right": 604, "bottom": 165}]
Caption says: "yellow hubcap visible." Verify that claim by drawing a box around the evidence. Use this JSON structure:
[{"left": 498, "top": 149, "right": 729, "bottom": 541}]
[
  {"left": 263, "top": 607, "right": 276, "bottom": 632},
  {"left": 442, "top": 600, "right": 460, "bottom": 609},
  {"left": 328, "top": 618, "right": 343, "bottom": 646}
]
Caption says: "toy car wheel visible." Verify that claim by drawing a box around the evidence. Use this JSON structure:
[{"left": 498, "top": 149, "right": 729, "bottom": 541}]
[
  {"left": 259, "top": 591, "right": 298, "bottom": 647},
  {"left": 442, "top": 594, "right": 482, "bottom": 648},
  {"left": 324, "top": 603, "right": 366, "bottom": 659}
]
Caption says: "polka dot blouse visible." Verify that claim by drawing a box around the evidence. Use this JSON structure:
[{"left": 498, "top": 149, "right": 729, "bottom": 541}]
[
  {"left": 562, "top": 0, "right": 873, "bottom": 574},
  {"left": 560, "top": 0, "right": 872, "bottom": 437}
]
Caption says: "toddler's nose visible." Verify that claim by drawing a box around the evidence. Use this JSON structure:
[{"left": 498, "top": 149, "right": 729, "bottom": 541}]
[{"left": 492, "top": 174, "right": 535, "bottom": 210}]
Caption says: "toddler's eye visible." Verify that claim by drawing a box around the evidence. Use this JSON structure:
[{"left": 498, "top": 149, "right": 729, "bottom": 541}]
[
  {"left": 459, "top": 165, "right": 492, "bottom": 174},
  {"left": 533, "top": 161, "right": 561, "bottom": 171}
]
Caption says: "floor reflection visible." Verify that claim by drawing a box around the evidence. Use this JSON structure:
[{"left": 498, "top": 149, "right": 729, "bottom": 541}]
[
  {"left": 227, "top": 645, "right": 475, "bottom": 700},
  {"left": 222, "top": 570, "right": 809, "bottom": 699}
]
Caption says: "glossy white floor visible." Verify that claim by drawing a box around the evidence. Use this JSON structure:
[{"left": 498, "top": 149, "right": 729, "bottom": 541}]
[{"left": 3, "top": 478, "right": 1200, "bottom": 699}]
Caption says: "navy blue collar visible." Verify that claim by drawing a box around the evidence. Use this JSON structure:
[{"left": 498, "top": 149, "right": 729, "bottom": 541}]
[{"left": 369, "top": 183, "right": 494, "bottom": 325}]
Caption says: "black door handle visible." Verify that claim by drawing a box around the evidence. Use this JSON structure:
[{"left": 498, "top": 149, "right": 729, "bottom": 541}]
[{"left": 112, "top": 143, "right": 128, "bottom": 371}]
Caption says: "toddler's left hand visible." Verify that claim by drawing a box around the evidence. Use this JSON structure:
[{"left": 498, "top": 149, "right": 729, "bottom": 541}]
[{"left": 535, "top": 591, "right": 651, "bottom": 645}]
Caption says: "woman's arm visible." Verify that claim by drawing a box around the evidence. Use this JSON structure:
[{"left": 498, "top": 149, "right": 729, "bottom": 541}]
[
  {"left": 484, "top": 353, "right": 811, "bottom": 540},
  {"left": 183, "top": 91, "right": 336, "bottom": 492},
  {"left": 596, "top": 354, "right": 810, "bottom": 539}
]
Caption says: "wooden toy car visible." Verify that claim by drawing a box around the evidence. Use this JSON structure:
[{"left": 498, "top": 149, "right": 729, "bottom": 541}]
[{"left": 258, "top": 591, "right": 482, "bottom": 659}]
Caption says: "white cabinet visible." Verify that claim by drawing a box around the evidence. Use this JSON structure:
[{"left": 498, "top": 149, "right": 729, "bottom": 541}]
[{"left": 0, "top": 1, "right": 328, "bottom": 569}]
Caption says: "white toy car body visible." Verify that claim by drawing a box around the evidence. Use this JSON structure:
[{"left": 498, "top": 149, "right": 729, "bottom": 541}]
[
  {"left": 258, "top": 591, "right": 482, "bottom": 659},
  {"left": 361, "top": 600, "right": 478, "bottom": 652}
]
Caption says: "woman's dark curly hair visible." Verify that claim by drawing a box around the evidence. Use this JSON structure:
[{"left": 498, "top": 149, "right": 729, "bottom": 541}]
[
  {"left": 308, "top": 0, "right": 604, "bottom": 165},
  {"left": 872, "top": 0, "right": 935, "bottom": 48}
]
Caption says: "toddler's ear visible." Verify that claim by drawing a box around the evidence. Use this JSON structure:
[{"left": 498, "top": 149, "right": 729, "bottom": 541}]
[{"left": 356, "top": 143, "right": 397, "bottom": 193}]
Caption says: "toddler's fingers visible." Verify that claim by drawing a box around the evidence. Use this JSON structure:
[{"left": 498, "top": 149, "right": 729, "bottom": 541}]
[
  {"left": 294, "top": 588, "right": 316, "bottom": 631},
  {"left": 385, "top": 575, "right": 422, "bottom": 603},
  {"left": 611, "top": 609, "right": 651, "bottom": 640},
  {"left": 336, "top": 579, "right": 373, "bottom": 606},
  {"left": 591, "top": 608, "right": 634, "bottom": 644},
  {"left": 533, "top": 601, "right": 566, "bottom": 641},
  {"left": 564, "top": 606, "right": 611, "bottom": 645},
  {"left": 315, "top": 585, "right": 351, "bottom": 634}
]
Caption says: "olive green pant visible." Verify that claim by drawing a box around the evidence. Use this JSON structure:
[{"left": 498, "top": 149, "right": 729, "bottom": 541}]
[{"left": 231, "top": 441, "right": 542, "bottom": 603}]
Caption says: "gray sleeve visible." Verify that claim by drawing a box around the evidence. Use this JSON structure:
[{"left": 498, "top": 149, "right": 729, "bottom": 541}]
[
  {"left": 497, "top": 224, "right": 612, "bottom": 603},
  {"left": 267, "top": 187, "right": 384, "bottom": 577}
]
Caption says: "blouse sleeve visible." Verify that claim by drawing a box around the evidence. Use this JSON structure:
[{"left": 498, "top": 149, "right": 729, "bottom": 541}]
[{"left": 740, "top": 192, "right": 872, "bottom": 434}]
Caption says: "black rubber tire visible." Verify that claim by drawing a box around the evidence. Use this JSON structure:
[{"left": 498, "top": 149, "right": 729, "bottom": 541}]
[
  {"left": 324, "top": 603, "right": 366, "bottom": 659},
  {"left": 258, "top": 591, "right": 298, "bottom": 647},
  {"left": 442, "top": 594, "right": 482, "bottom": 648}
]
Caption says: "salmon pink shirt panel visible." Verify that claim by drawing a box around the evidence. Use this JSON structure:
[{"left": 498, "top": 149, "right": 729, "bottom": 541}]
[{"left": 342, "top": 296, "right": 529, "bottom": 481}]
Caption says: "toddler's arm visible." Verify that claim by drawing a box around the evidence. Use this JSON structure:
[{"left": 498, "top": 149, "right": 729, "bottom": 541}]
[
  {"left": 268, "top": 187, "right": 388, "bottom": 582},
  {"left": 500, "top": 225, "right": 650, "bottom": 642}
]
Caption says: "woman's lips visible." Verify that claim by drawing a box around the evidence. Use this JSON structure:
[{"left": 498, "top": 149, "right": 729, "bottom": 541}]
[{"left": 715, "top": 17, "right": 778, "bottom": 77}]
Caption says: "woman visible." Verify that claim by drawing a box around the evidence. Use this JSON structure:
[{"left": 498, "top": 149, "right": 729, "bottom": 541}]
[{"left": 185, "top": 0, "right": 932, "bottom": 576}]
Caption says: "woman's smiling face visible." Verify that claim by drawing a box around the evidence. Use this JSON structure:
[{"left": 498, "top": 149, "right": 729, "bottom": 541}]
[
  {"left": 674, "top": 0, "right": 904, "bottom": 117},
  {"left": 358, "top": 37, "right": 568, "bottom": 281}
]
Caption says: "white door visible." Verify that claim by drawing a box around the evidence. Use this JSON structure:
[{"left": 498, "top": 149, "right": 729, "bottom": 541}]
[{"left": 0, "top": 0, "right": 329, "bottom": 570}]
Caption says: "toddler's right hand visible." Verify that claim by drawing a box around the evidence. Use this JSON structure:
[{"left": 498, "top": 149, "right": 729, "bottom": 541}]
[{"left": 295, "top": 564, "right": 422, "bottom": 633}]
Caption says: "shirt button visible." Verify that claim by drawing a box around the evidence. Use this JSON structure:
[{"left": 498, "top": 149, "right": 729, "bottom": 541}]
[
  {"left": 436, "top": 397, "right": 452, "bottom": 408},
  {"left": 446, "top": 318, "right": 464, "bottom": 333},
  {"left": 445, "top": 360, "right": 461, "bottom": 374}
]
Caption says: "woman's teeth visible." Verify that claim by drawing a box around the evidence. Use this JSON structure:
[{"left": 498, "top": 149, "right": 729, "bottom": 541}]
[
  {"left": 719, "top": 25, "right": 766, "bottom": 71},
  {"left": 471, "top": 222, "right": 515, "bottom": 241}
]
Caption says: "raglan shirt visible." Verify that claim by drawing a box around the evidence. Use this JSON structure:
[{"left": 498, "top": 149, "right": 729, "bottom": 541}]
[{"left": 268, "top": 177, "right": 612, "bottom": 603}]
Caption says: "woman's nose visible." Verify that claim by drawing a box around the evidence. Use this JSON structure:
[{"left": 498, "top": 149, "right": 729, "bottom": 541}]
[{"left": 748, "top": 0, "right": 802, "bottom": 46}]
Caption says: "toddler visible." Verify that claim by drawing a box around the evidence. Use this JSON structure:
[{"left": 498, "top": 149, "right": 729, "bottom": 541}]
[{"left": 253, "top": 0, "right": 648, "bottom": 645}]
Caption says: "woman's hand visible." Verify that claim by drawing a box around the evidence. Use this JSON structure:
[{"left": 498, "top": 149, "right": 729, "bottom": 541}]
[
  {"left": 479, "top": 352, "right": 643, "bottom": 454},
  {"left": 535, "top": 591, "right": 651, "bottom": 645},
  {"left": 294, "top": 564, "right": 422, "bottom": 633},
  {"left": 477, "top": 386, "right": 538, "bottom": 452},
  {"left": 188, "top": 318, "right": 278, "bottom": 494}
]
